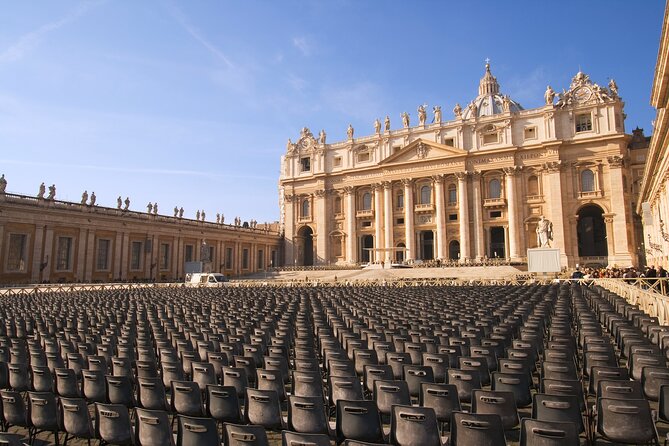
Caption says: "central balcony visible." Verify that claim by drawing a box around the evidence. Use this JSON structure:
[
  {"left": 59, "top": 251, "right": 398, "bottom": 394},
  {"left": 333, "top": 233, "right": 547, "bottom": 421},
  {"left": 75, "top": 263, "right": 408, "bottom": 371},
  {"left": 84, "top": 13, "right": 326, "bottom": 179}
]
[
  {"left": 414, "top": 203, "right": 434, "bottom": 213},
  {"left": 356, "top": 209, "right": 374, "bottom": 218},
  {"left": 483, "top": 198, "right": 506, "bottom": 208}
]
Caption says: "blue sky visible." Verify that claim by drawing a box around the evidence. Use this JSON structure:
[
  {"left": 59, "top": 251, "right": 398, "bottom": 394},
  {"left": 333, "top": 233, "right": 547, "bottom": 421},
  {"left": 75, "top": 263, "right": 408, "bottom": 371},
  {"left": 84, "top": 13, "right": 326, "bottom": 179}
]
[{"left": 0, "top": 0, "right": 664, "bottom": 223}]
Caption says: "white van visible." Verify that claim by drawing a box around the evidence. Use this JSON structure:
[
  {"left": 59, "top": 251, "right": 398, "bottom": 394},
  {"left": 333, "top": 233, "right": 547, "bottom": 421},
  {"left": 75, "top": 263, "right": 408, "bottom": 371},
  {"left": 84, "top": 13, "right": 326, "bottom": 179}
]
[{"left": 184, "top": 273, "right": 230, "bottom": 287}]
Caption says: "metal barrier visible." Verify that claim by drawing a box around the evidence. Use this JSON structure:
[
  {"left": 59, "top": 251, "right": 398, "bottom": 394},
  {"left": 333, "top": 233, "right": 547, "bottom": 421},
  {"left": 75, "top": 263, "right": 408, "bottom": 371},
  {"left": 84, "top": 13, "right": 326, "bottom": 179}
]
[{"left": 593, "top": 278, "right": 669, "bottom": 325}]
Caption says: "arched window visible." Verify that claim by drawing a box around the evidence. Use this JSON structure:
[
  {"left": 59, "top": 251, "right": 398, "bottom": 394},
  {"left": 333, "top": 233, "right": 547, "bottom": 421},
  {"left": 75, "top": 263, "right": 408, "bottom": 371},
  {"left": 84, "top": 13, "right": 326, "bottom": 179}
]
[
  {"left": 488, "top": 179, "right": 501, "bottom": 199},
  {"left": 420, "top": 185, "right": 431, "bottom": 204},
  {"left": 301, "top": 199, "right": 310, "bottom": 217},
  {"left": 362, "top": 192, "right": 372, "bottom": 210},
  {"left": 527, "top": 175, "right": 539, "bottom": 196},
  {"left": 396, "top": 192, "right": 404, "bottom": 209},
  {"left": 448, "top": 184, "right": 457, "bottom": 204},
  {"left": 581, "top": 169, "right": 595, "bottom": 192},
  {"left": 334, "top": 196, "right": 342, "bottom": 214}
]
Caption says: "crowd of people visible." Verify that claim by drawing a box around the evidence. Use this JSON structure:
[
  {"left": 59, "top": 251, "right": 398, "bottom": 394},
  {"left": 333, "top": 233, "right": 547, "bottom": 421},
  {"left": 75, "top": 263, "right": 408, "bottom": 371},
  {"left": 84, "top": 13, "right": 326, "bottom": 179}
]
[{"left": 571, "top": 264, "right": 667, "bottom": 280}]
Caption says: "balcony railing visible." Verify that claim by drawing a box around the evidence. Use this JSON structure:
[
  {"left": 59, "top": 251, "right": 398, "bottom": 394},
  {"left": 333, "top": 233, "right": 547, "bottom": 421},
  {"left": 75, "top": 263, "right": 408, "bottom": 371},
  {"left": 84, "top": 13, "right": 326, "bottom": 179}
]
[
  {"left": 356, "top": 209, "right": 374, "bottom": 218},
  {"left": 578, "top": 190, "right": 603, "bottom": 199},
  {"left": 526, "top": 195, "right": 544, "bottom": 202},
  {"left": 414, "top": 203, "right": 434, "bottom": 212},
  {"left": 483, "top": 198, "right": 506, "bottom": 207},
  {"left": 297, "top": 215, "right": 312, "bottom": 223}
]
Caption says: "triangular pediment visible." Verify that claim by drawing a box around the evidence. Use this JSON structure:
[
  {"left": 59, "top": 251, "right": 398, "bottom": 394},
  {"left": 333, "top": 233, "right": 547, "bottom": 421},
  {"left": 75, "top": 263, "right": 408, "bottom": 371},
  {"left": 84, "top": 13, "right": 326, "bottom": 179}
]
[{"left": 380, "top": 138, "right": 468, "bottom": 165}]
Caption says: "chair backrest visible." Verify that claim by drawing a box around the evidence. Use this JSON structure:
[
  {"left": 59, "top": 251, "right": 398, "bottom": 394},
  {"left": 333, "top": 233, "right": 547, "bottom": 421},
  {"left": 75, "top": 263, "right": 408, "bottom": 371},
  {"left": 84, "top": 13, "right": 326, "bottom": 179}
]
[
  {"left": 191, "top": 362, "right": 217, "bottom": 389},
  {"left": 328, "top": 375, "right": 363, "bottom": 409},
  {"left": 171, "top": 380, "right": 204, "bottom": 417},
  {"left": 419, "top": 382, "right": 461, "bottom": 424},
  {"left": 287, "top": 395, "right": 329, "bottom": 434},
  {"left": 138, "top": 376, "right": 168, "bottom": 410},
  {"left": 177, "top": 415, "right": 220, "bottom": 446},
  {"left": 135, "top": 408, "right": 175, "bottom": 446},
  {"left": 597, "top": 379, "right": 644, "bottom": 400},
  {"left": 59, "top": 397, "right": 94, "bottom": 440},
  {"left": 206, "top": 384, "right": 242, "bottom": 424},
  {"left": 54, "top": 367, "right": 80, "bottom": 398},
  {"left": 95, "top": 403, "right": 133, "bottom": 445},
  {"left": 136, "top": 360, "right": 158, "bottom": 378},
  {"left": 106, "top": 374, "right": 135, "bottom": 407},
  {"left": 447, "top": 368, "right": 481, "bottom": 404},
  {"left": 224, "top": 422, "right": 269, "bottom": 446},
  {"left": 422, "top": 352, "right": 450, "bottom": 383},
  {"left": 519, "top": 418, "right": 580, "bottom": 446},
  {"left": 390, "top": 404, "right": 441, "bottom": 446},
  {"left": 531, "top": 393, "right": 585, "bottom": 434},
  {"left": 374, "top": 380, "right": 410, "bottom": 418},
  {"left": 587, "top": 366, "right": 629, "bottom": 396},
  {"left": 450, "top": 411, "right": 506, "bottom": 446},
  {"left": 28, "top": 391, "right": 59, "bottom": 432},
  {"left": 403, "top": 365, "right": 435, "bottom": 397},
  {"left": 641, "top": 365, "right": 669, "bottom": 401},
  {"left": 471, "top": 389, "right": 518, "bottom": 430},
  {"left": 7, "top": 362, "right": 29, "bottom": 392},
  {"left": 1, "top": 389, "right": 28, "bottom": 428},
  {"left": 363, "top": 364, "right": 394, "bottom": 393},
  {"left": 291, "top": 371, "right": 324, "bottom": 398},
  {"left": 541, "top": 360, "right": 578, "bottom": 381},
  {"left": 281, "top": 431, "right": 331, "bottom": 446},
  {"left": 492, "top": 371, "right": 532, "bottom": 407},
  {"left": 31, "top": 365, "right": 54, "bottom": 393},
  {"left": 596, "top": 397, "right": 658, "bottom": 445},
  {"left": 222, "top": 366, "right": 249, "bottom": 398},
  {"left": 256, "top": 368, "right": 286, "bottom": 401},
  {"left": 244, "top": 388, "right": 283, "bottom": 429},
  {"left": 0, "top": 432, "right": 25, "bottom": 446},
  {"left": 335, "top": 399, "right": 383, "bottom": 445}
]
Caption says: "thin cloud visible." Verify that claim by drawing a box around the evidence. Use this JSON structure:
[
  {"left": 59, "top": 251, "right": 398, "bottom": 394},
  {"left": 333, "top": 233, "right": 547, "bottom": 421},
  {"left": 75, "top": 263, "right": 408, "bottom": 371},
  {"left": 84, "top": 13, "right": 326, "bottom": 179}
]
[
  {"left": 167, "top": 3, "right": 234, "bottom": 68},
  {"left": 0, "top": 1, "right": 104, "bottom": 64},
  {"left": 292, "top": 36, "right": 312, "bottom": 56},
  {"left": 321, "top": 81, "right": 385, "bottom": 121},
  {"left": 506, "top": 66, "right": 548, "bottom": 107}
]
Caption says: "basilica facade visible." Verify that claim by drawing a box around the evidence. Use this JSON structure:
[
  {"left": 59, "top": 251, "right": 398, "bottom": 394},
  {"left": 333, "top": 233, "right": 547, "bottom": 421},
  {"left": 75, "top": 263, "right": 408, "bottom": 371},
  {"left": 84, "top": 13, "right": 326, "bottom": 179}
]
[{"left": 280, "top": 63, "right": 644, "bottom": 268}]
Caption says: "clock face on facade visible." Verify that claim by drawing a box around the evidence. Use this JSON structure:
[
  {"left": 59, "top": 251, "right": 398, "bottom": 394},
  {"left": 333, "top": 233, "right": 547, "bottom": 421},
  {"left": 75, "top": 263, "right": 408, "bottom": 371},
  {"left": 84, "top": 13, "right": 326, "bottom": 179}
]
[{"left": 573, "top": 86, "right": 592, "bottom": 103}]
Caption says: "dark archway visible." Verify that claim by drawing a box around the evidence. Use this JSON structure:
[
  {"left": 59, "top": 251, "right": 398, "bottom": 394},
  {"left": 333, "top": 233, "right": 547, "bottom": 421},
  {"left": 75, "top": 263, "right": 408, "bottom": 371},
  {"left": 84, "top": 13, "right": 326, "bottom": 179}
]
[
  {"left": 577, "top": 204, "right": 608, "bottom": 257},
  {"left": 360, "top": 235, "right": 374, "bottom": 263},
  {"left": 419, "top": 231, "right": 434, "bottom": 260},
  {"left": 490, "top": 227, "right": 505, "bottom": 258},
  {"left": 449, "top": 240, "right": 460, "bottom": 260},
  {"left": 396, "top": 243, "right": 406, "bottom": 263},
  {"left": 297, "top": 226, "right": 314, "bottom": 266}
]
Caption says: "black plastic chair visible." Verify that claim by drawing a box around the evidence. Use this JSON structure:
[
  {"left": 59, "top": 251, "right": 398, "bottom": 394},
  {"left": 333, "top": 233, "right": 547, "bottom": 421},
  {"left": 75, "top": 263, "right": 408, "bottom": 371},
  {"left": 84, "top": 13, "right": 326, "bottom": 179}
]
[
  {"left": 135, "top": 408, "right": 175, "bottom": 446},
  {"left": 95, "top": 403, "right": 133, "bottom": 446},
  {"left": 390, "top": 404, "right": 441, "bottom": 446},
  {"left": 244, "top": 388, "right": 284, "bottom": 430},
  {"left": 177, "top": 415, "right": 221, "bottom": 446},
  {"left": 59, "top": 397, "right": 95, "bottom": 446},
  {"left": 206, "top": 384, "right": 242, "bottom": 424},
  {"left": 519, "top": 418, "right": 579, "bottom": 446},
  {"left": 281, "top": 430, "right": 331, "bottom": 446},
  {"left": 171, "top": 380, "right": 204, "bottom": 417},
  {"left": 335, "top": 399, "right": 384, "bottom": 445},
  {"left": 471, "top": 389, "right": 518, "bottom": 430},
  {"left": 27, "top": 391, "right": 60, "bottom": 446},
  {"left": 374, "top": 379, "right": 410, "bottom": 422},
  {"left": 450, "top": 411, "right": 506, "bottom": 446},
  {"left": 287, "top": 395, "right": 329, "bottom": 435},
  {"left": 138, "top": 376, "right": 169, "bottom": 411},
  {"left": 593, "top": 397, "right": 659, "bottom": 445},
  {"left": 224, "top": 422, "right": 269, "bottom": 446}
]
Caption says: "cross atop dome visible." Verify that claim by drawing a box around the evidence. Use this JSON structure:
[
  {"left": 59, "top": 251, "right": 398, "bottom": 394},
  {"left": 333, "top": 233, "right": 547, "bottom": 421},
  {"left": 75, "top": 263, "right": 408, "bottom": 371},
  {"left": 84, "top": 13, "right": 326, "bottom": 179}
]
[{"left": 478, "top": 60, "right": 500, "bottom": 96}]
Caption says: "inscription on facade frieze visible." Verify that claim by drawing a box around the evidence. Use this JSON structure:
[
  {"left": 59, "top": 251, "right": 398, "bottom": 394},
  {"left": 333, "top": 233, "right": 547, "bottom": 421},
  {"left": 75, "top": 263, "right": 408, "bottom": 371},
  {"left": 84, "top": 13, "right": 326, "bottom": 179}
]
[{"left": 467, "top": 155, "right": 514, "bottom": 168}]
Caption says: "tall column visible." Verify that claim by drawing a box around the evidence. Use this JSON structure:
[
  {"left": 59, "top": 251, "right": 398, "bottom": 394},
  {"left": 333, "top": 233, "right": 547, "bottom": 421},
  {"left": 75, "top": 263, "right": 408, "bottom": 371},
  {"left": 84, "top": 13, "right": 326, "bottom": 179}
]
[
  {"left": 504, "top": 166, "right": 522, "bottom": 261},
  {"left": 113, "top": 232, "right": 123, "bottom": 281},
  {"left": 433, "top": 175, "right": 446, "bottom": 260},
  {"left": 543, "top": 161, "right": 569, "bottom": 266},
  {"left": 456, "top": 172, "right": 471, "bottom": 261},
  {"left": 383, "top": 181, "right": 394, "bottom": 263},
  {"left": 120, "top": 232, "right": 129, "bottom": 280},
  {"left": 315, "top": 189, "right": 328, "bottom": 265},
  {"left": 41, "top": 228, "right": 54, "bottom": 283},
  {"left": 344, "top": 187, "right": 357, "bottom": 264},
  {"left": 607, "top": 156, "right": 633, "bottom": 266},
  {"left": 84, "top": 230, "right": 95, "bottom": 282},
  {"left": 403, "top": 179, "right": 415, "bottom": 261},
  {"left": 31, "top": 225, "right": 45, "bottom": 283},
  {"left": 471, "top": 172, "right": 485, "bottom": 260},
  {"left": 283, "top": 193, "right": 296, "bottom": 266},
  {"left": 76, "top": 228, "right": 87, "bottom": 282},
  {"left": 373, "top": 183, "right": 383, "bottom": 263}
]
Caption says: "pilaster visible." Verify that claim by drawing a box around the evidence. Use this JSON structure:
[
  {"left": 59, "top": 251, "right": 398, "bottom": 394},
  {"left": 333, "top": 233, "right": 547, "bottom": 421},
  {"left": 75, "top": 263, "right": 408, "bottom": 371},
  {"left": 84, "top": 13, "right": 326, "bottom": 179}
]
[{"left": 403, "top": 179, "right": 415, "bottom": 261}]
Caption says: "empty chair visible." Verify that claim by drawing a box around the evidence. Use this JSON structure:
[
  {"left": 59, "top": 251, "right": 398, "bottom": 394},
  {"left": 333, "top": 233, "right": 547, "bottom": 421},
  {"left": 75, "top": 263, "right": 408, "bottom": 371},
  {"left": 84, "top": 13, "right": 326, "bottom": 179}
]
[
  {"left": 87, "top": 355, "right": 109, "bottom": 374},
  {"left": 336, "top": 399, "right": 384, "bottom": 445},
  {"left": 597, "top": 379, "right": 644, "bottom": 400},
  {"left": 281, "top": 431, "right": 331, "bottom": 446},
  {"left": 459, "top": 356, "right": 490, "bottom": 386},
  {"left": 59, "top": 397, "right": 95, "bottom": 446},
  {"left": 206, "top": 384, "right": 242, "bottom": 424},
  {"left": 27, "top": 391, "right": 60, "bottom": 446},
  {"left": 587, "top": 365, "right": 629, "bottom": 397},
  {"left": 403, "top": 365, "right": 435, "bottom": 398},
  {"left": 541, "top": 360, "right": 578, "bottom": 381},
  {"left": 245, "top": 388, "right": 284, "bottom": 430},
  {"left": 531, "top": 393, "right": 586, "bottom": 439},
  {"left": 287, "top": 395, "right": 329, "bottom": 435},
  {"left": 492, "top": 371, "right": 533, "bottom": 407},
  {"left": 177, "top": 415, "right": 220, "bottom": 446},
  {"left": 171, "top": 380, "right": 204, "bottom": 417},
  {"left": 31, "top": 365, "right": 54, "bottom": 392},
  {"left": 161, "top": 361, "right": 185, "bottom": 388},
  {"left": 55, "top": 368, "right": 81, "bottom": 398},
  {"left": 519, "top": 419, "right": 579, "bottom": 446},
  {"left": 95, "top": 403, "right": 133, "bottom": 446},
  {"left": 136, "top": 360, "right": 159, "bottom": 379},
  {"left": 328, "top": 359, "right": 357, "bottom": 378},
  {"left": 257, "top": 368, "right": 286, "bottom": 402},
  {"left": 135, "top": 408, "right": 175, "bottom": 446},
  {"left": 629, "top": 352, "right": 666, "bottom": 381},
  {"left": 207, "top": 351, "right": 230, "bottom": 383},
  {"left": 422, "top": 352, "right": 449, "bottom": 383},
  {"left": 390, "top": 405, "right": 441, "bottom": 446},
  {"left": 594, "top": 397, "right": 659, "bottom": 445},
  {"left": 419, "top": 382, "right": 461, "bottom": 433},
  {"left": 386, "top": 352, "right": 412, "bottom": 380},
  {"left": 222, "top": 366, "right": 249, "bottom": 399},
  {"left": 354, "top": 349, "right": 378, "bottom": 376},
  {"left": 191, "top": 362, "right": 217, "bottom": 390},
  {"left": 137, "top": 377, "right": 169, "bottom": 411},
  {"left": 106, "top": 374, "right": 135, "bottom": 408},
  {"left": 1, "top": 390, "right": 29, "bottom": 434},
  {"left": 363, "top": 364, "right": 394, "bottom": 394},
  {"left": 641, "top": 365, "right": 669, "bottom": 401},
  {"left": 264, "top": 355, "right": 290, "bottom": 383},
  {"left": 471, "top": 389, "right": 518, "bottom": 430},
  {"left": 111, "top": 356, "right": 133, "bottom": 377},
  {"left": 292, "top": 371, "right": 324, "bottom": 398},
  {"left": 224, "top": 423, "right": 269, "bottom": 446},
  {"left": 328, "top": 375, "right": 363, "bottom": 414},
  {"left": 450, "top": 411, "right": 506, "bottom": 446},
  {"left": 447, "top": 368, "right": 481, "bottom": 404},
  {"left": 374, "top": 380, "right": 410, "bottom": 422},
  {"left": 8, "top": 362, "right": 29, "bottom": 392}
]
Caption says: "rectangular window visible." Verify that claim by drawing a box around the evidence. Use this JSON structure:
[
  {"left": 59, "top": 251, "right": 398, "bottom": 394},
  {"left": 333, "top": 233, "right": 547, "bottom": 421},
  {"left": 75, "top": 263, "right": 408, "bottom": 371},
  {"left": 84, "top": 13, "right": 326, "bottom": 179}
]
[
  {"left": 7, "top": 233, "right": 28, "bottom": 272},
  {"left": 448, "top": 189, "right": 457, "bottom": 204},
  {"left": 96, "top": 239, "right": 111, "bottom": 271},
  {"left": 362, "top": 221, "right": 372, "bottom": 228},
  {"left": 483, "top": 133, "right": 498, "bottom": 144},
  {"left": 185, "top": 245, "right": 194, "bottom": 263},
  {"left": 397, "top": 194, "right": 404, "bottom": 209},
  {"left": 208, "top": 246, "right": 215, "bottom": 263},
  {"left": 257, "top": 249, "right": 264, "bottom": 269},
  {"left": 524, "top": 127, "right": 537, "bottom": 140},
  {"left": 396, "top": 218, "right": 405, "bottom": 225},
  {"left": 449, "top": 214, "right": 458, "bottom": 221},
  {"left": 357, "top": 152, "right": 370, "bottom": 162},
  {"left": 490, "top": 211, "right": 502, "bottom": 219},
  {"left": 300, "top": 157, "right": 311, "bottom": 172},
  {"left": 56, "top": 237, "right": 73, "bottom": 271},
  {"left": 225, "top": 247, "right": 233, "bottom": 269},
  {"left": 130, "top": 241, "right": 142, "bottom": 270},
  {"left": 444, "top": 138, "right": 454, "bottom": 146},
  {"left": 242, "top": 248, "right": 249, "bottom": 269},
  {"left": 575, "top": 113, "right": 592, "bottom": 132},
  {"left": 270, "top": 250, "right": 277, "bottom": 267},
  {"left": 160, "top": 243, "right": 170, "bottom": 270},
  {"left": 333, "top": 156, "right": 342, "bottom": 167}
]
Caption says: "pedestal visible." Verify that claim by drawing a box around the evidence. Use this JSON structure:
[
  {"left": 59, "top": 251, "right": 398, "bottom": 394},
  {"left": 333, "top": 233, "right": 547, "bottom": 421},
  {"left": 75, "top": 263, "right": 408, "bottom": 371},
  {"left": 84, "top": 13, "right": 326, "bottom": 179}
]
[{"left": 527, "top": 248, "right": 561, "bottom": 273}]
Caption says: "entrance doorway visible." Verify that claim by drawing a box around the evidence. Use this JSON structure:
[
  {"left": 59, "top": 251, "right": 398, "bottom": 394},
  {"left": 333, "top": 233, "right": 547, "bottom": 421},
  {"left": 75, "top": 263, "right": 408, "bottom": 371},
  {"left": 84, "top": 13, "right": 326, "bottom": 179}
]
[
  {"left": 396, "top": 243, "right": 405, "bottom": 263},
  {"left": 419, "top": 231, "right": 434, "bottom": 260},
  {"left": 490, "top": 227, "right": 505, "bottom": 258},
  {"left": 577, "top": 205, "right": 608, "bottom": 257},
  {"left": 449, "top": 240, "right": 460, "bottom": 260},
  {"left": 297, "top": 226, "right": 314, "bottom": 266},
  {"left": 360, "top": 235, "right": 374, "bottom": 263}
]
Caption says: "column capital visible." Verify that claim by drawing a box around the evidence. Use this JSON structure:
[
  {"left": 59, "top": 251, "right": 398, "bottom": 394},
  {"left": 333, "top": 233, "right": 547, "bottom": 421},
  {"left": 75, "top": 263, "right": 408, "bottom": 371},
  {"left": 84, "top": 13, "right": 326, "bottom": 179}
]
[
  {"left": 284, "top": 193, "right": 296, "bottom": 202},
  {"left": 342, "top": 186, "right": 356, "bottom": 195},
  {"left": 542, "top": 161, "right": 562, "bottom": 173},
  {"left": 314, "top": 189, "right": 326, "bottom": 198},
  {"left": 401, "top": 178, "right": 414, "bottom": 187},
  {"left": 454, "top": 171, "right": 470, "bottom": 181},
  {"left": 382, "top": 180, "right": 393, "bottom": 190},
  {"left": 503, "top": 166, "right": 522, "bottom": 176},
  {"left": 607, "top": 155, "right": 624, "bottom": 168},
  {"left": 371, "top": 182, "right": 382, "bottom": 192},
  {"left": 431, "top": 174, "right": 445, "bottom": 184}
]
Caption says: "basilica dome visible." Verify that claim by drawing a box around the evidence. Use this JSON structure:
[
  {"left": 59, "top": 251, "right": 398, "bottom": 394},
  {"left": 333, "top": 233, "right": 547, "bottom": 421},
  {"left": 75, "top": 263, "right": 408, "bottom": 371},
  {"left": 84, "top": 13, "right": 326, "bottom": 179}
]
[{"left": 460, "top": 62, "right": 524, "bottom": 119}]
